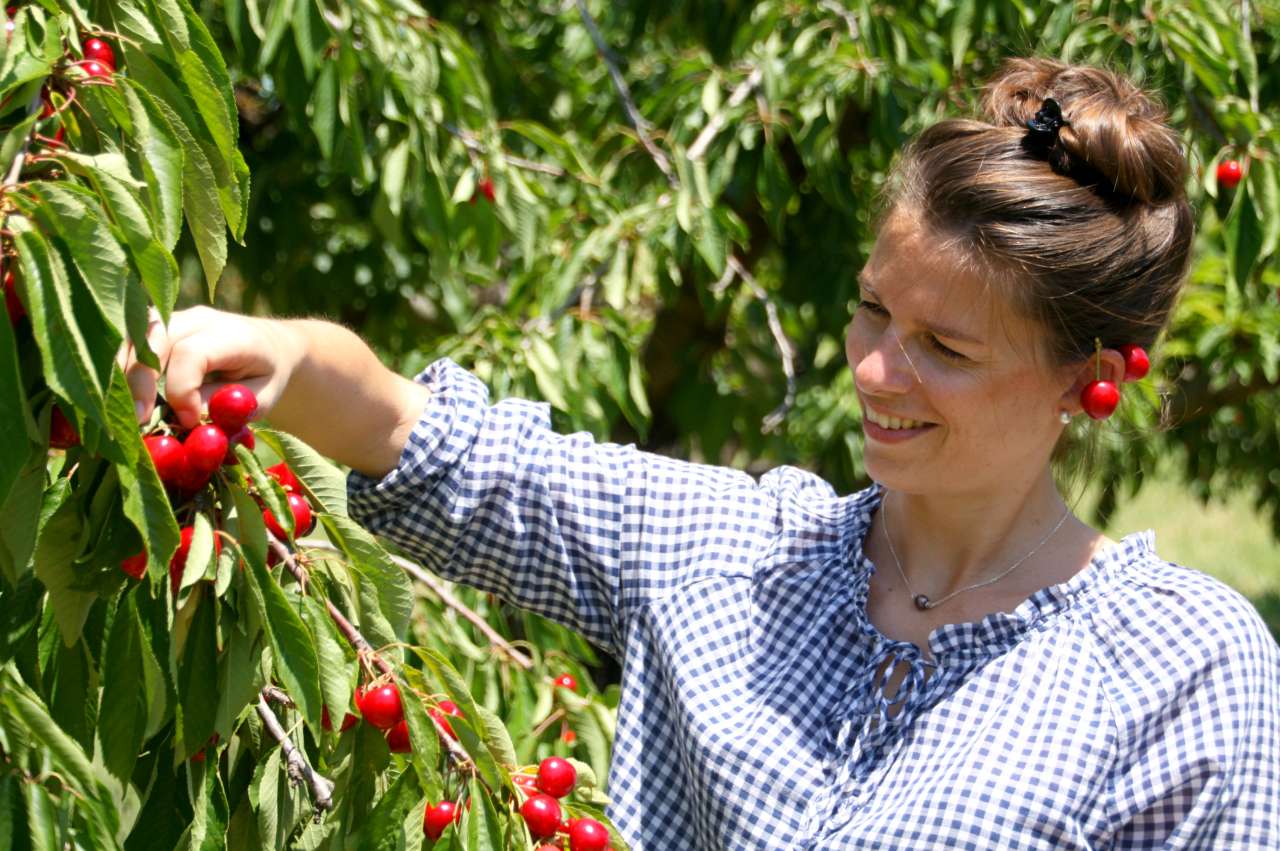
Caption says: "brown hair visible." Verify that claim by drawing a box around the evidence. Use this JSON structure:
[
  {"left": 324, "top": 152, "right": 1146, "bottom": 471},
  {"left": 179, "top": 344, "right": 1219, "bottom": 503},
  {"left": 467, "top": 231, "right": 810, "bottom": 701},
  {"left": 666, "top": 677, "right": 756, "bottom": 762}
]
[{"left": 882, "top": 57, "right": 1195, "bottom": 369}]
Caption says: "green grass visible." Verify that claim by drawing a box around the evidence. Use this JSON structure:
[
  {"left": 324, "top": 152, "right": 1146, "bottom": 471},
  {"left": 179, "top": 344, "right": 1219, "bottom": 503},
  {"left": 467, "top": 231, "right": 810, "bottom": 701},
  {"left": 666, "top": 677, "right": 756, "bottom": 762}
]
[{"left": 1081, "top": 472, "right": 1280, "bottom": 639}]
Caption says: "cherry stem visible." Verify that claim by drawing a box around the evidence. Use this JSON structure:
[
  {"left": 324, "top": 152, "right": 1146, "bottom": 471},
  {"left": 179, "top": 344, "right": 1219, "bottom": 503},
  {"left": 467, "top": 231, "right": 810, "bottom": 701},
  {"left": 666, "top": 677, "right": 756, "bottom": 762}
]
[
  {"left": 1094, "top": 337, "right": 1103, "bottom": 382},
  {"left": 267, "top": 535, "right": 478, "bottom": 772},
  {"left": 527, "top": 708, "right": 566, "bottom": 740},
  {"left": 307, "top": 541, "right": 533, "bottom": 670}
]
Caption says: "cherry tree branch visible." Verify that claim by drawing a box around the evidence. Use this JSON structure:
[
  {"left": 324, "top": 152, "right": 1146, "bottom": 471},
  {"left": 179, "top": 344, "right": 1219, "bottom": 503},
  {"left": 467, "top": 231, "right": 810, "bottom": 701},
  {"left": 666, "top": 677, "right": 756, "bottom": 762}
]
[
  {"left": 573, "top": 0, "right": 675, "bottom": 186},
  {"left": 443, "top": 122, "right": 569, "bottom": 178},
  {"left": 725, "top": 256, "right": 797, "bottom": 432},
  {"left": 255, "top": 692, "right": 334, "bottom": 818},
  {"left": 267, "top": 536, "right": 477, "bottom": 770},
  {"left": 688, "top": 67, "right": 762, "bottom": 162},
  {"left": 304, "top": 541, "right": 534, "bottom": 671}
]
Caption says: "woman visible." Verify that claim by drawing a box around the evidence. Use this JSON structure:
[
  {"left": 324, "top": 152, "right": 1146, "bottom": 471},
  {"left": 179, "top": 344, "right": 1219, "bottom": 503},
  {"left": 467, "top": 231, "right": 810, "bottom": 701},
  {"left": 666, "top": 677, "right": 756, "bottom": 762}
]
[{"left": 125, "top": 58, "right": 1278, "bottom": 848}]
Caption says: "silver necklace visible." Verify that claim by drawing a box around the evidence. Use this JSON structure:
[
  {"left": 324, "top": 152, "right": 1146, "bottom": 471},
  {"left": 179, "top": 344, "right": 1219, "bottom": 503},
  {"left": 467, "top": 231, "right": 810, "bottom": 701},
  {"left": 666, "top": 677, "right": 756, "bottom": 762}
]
[{"left": 881, "top": 493, "right": 1072, "bottom": 611}]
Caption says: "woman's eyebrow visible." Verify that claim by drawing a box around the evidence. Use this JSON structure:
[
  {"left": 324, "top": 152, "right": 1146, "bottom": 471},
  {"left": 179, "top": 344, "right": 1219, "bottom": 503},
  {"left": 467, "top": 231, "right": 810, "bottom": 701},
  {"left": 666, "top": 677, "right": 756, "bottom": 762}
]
[{"left": 858, "top": 277, "right": 984, "bottom": 346}]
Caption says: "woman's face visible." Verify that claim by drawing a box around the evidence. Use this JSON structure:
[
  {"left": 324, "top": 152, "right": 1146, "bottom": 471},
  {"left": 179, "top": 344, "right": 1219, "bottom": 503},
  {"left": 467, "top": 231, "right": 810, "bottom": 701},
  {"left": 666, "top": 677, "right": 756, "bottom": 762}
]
[{"left": 845, "top": 207, "right": 1077, "bottom": 498}]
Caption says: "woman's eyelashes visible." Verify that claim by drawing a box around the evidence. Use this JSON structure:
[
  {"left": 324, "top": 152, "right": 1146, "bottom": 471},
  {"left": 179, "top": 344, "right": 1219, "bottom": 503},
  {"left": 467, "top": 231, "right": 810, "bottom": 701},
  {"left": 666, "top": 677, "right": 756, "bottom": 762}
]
[{"left": 856, "top": 299, "right": 970, "bottom": 362}]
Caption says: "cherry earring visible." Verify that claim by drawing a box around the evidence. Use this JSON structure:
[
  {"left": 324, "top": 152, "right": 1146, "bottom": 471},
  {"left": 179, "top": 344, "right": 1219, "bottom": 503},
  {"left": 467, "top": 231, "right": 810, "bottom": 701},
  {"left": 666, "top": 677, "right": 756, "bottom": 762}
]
[
  {"left": 1118, "top": 344, "right": 1149, "bottom": 381},
  {"left": 1080, "top": 338, "right": 1120, "bottom": 420}
]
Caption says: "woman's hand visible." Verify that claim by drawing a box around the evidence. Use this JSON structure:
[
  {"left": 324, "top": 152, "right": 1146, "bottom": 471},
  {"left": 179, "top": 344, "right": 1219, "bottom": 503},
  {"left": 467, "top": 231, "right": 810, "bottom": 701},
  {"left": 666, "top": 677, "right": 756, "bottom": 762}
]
[
  {"left": 121, "top": 306, "right": 431, "bottom": 478},
  {"left": 121, "top": 306, "right": 300, "bottom": 430}
]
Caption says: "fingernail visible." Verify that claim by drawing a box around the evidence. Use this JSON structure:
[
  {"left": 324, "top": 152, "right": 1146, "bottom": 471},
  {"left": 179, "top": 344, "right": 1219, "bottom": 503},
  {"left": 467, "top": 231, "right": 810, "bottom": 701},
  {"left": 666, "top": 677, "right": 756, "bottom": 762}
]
[{"left": 135, "top": 400, "right": 147, "bottom": 423}]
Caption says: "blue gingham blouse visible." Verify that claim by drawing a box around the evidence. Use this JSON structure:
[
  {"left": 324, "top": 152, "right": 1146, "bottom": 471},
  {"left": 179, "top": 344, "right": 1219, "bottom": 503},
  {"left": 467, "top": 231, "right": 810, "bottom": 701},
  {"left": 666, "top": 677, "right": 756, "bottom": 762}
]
[{"left": 348, "top": 358, "right": 1280, "bottom": 850}]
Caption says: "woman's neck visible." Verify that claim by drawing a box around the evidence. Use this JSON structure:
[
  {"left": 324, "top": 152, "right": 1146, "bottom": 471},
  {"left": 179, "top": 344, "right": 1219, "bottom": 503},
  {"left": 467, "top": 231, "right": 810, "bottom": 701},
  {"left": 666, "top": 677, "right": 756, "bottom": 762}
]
[{"left": 881, "top": 469, "right": 1081, "bottom": 599}]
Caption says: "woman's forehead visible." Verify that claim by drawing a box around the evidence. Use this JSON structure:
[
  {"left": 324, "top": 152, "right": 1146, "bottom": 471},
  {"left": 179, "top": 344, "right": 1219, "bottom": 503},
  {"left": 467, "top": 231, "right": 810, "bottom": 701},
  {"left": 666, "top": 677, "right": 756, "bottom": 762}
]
[{"left": 865, "top": 210, "right": 1042, "bottom": 352}]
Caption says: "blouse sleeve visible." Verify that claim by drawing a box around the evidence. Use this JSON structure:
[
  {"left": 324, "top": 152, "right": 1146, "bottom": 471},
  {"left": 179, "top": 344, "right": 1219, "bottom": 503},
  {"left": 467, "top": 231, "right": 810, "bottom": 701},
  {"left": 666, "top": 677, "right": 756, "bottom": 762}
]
[
  {"left": 346, "top": 358, "right": 784, "bottom": 659},
  {"left": 1104, "top": 587, "right": 1280, "bottom": 848}
]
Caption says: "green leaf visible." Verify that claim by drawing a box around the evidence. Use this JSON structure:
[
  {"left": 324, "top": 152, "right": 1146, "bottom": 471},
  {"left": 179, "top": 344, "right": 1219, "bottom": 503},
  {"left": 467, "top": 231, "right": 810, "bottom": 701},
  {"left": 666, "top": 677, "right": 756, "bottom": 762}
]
[
  {"left": 351, "top": 765, "right": 421, "bottom": 851},
  {"left": 465, "top": 778, "right": 503, "bottom": 851},
  {"left": 57, "top": 150, "right": 180, "bottom": 325},
  {"left": 320, "top": 514, "right": 412, "bottom": 642},
  {"left": 120, "top": 436, "right": 180, "bottom": 585},
  {"left": 10, "top": 218, "right": 113, "bottom": 426},
  {"left": 0, "top": 305, "right": 35, "bottom": 507},
  {"left": 121, "top": 82, "right": 185, "bottom": 259},
  {"left": 1226, "top": 181, "right": 1263, "bottom": 295},
  {"left": 99, "top": 593, "right": 149, "bottom": 781},
  {"left": 175, "top": 590, "right": 219, "bottom": 760},
  {"left": 241, "top": 539, "right": 323, "bottom": 730},
  {"left": 298, "top": 595, "right": 351, "bottom": 735},
  {"left": 14, "top": 182, "right": 131, "bottom": 337},
  {"left": 0, "top": 459, "right": 57, "bottom": 588},
  {"left": 255, "top": 428, "right": 349, "bottom": 516},
  {"left": 214, "top": 619, "right": 262, "bottom": 737},
  {"left": 32, "top": 498, "right": 95, "bottom": 647},
  {"left": 179, "top": 511, "right": 216, "bottom": 593},
  {"left": 237, "top": 443, "right": 294, "bottom": 541}
]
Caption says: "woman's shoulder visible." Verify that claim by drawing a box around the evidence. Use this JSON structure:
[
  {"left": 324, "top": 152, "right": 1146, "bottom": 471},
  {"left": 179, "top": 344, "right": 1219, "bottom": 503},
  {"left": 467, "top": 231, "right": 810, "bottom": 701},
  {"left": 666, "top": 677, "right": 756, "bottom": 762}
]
[{"left": 1087, "top": 538, "right": 1278, "bottom": 700}]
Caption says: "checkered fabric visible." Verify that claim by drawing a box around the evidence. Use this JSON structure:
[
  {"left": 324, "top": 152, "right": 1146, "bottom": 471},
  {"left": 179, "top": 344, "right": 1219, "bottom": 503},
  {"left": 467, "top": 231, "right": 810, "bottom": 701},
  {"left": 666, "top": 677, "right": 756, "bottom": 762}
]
[{"left": 348, "top": 358, "right": 1280, "bottom": 850}]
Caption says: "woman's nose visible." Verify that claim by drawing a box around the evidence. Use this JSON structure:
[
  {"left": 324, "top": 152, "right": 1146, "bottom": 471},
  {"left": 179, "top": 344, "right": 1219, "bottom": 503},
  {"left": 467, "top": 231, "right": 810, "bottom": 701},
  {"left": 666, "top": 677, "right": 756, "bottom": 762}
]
[{"left": 853, "top": 329, "right": 916, "bottom": 395}]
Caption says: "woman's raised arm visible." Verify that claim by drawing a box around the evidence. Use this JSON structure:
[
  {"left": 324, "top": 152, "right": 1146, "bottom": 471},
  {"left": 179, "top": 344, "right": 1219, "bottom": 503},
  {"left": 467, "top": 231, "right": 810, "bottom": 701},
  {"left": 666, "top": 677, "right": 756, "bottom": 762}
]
[{"left": 123, "top": 307, "right": 430, "bottom": 478}]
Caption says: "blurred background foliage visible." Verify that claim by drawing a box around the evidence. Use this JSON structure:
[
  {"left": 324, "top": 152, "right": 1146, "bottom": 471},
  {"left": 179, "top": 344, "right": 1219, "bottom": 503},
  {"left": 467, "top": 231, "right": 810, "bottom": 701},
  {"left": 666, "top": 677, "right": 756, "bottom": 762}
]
[{"left": 195, "top": 0, "right": 1278, "bottom": 619}]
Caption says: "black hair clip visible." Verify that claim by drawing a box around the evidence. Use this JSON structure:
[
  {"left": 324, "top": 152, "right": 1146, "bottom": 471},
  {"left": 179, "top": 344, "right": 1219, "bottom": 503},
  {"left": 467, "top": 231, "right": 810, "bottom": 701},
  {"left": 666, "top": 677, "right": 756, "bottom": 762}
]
[{"left": 1025, "top": 97, "right": 1068, "bottom": 144}]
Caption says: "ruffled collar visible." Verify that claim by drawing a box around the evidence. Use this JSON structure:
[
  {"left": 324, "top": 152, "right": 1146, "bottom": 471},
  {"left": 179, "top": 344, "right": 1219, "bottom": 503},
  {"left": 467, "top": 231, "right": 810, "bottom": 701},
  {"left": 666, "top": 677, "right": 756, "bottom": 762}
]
[{"left": 843, "top": 483, "right": 1156, "bottom": 666}]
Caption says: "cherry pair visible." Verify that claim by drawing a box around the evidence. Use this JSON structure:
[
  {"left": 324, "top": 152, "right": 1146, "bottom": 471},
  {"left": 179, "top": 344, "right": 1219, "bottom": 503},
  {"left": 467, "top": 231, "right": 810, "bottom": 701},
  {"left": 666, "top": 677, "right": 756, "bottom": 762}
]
[{"left": 1079, "top": 343, "right": 1149, "bottom": 420}]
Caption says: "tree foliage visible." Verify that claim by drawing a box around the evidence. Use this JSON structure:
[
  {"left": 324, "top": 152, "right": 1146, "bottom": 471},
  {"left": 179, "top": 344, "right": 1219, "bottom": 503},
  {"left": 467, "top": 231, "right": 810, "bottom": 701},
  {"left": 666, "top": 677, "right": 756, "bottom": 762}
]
[
  {"left": 1, "top": 0, "right": 1278, "bottom": 847},
  {"left": 211, "top": 0, "right": 1280, "bottom": 533}
]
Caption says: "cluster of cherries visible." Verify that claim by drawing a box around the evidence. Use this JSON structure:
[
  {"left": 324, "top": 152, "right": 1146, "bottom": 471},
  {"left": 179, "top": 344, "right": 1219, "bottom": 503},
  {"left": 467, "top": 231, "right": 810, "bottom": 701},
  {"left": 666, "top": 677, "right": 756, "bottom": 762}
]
[
  {"left": 119, "top": 384, "right": 317, "bottom": 589},
  {"left": 1078, "top": 342, "right": 1149, "bottom": 420}
]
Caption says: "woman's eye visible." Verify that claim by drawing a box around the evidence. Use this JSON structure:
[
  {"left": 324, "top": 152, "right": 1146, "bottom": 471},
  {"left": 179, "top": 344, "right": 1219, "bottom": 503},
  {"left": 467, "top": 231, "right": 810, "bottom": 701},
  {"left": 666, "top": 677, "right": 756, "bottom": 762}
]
[
  {"left": 928, "top": 336, "right": 967, "bottom": 361},
  {"left": 857, "top": 299, "right": 886, "bottom": 316}
]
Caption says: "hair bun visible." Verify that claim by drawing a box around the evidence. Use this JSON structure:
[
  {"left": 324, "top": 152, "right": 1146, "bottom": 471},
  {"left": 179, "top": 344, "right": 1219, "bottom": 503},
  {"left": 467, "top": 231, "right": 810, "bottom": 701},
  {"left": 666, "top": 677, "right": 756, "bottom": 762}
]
[{"left": 980, "top": 57, "right": 1187, "bottom": 204}]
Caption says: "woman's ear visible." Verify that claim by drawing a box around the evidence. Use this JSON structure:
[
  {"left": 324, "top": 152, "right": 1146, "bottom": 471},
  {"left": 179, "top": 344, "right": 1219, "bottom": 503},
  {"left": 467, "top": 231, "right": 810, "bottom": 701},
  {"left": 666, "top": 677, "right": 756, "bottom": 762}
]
[{"left": 1058, "top": 347, "right": 1127, "bottom": 415}]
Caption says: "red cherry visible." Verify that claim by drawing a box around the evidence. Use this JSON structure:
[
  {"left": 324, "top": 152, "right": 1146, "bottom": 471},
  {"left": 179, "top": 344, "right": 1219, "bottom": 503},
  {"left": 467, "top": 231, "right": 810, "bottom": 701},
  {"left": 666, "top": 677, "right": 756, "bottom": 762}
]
[
  {"left": 184, "top": 424, "right": 229, "bottom": 476},
  {"left": 386, "top": 719, "right": 411, "bottom": 753},
  {"left": 321, "top": 705, "right": 333, "bottom": 730},
  {"left": 1117, "top": 344, "right": 1150, "bottom": 381},
  {"left": 1080, "top": 380, "right": 1120, "bottom": 420},
  {"left": 81, "top": 37, "right": 115, "bottom": 70},
  {"left": 536, "top": 757, "right": 577, "bottom": 799},
  {"left": 265, "top": 462, "right": 300, "bottom": 492},
  {"left": 513, "top": 774, "right": 539, "bottom": 794},
  {"left": 169, "top": 526, "right": 222, "bottom": 594},
  {"left": 357, "top": 683, "right": 403, "bottom": 729},
  {"left": 427, "top": 699, "right": 462, "bottom": 739},
  {"left": 477, "top": 177, "right": 495, "bottom": 203},
  {"left": 1216, "top": 159, "right": 1243, "bottom": 190},
  {"left": 562, "top": 728, "right": 577, "bottom": 744},
  {"left": 519, "top": 794, "right": 562, "bottom": 839},
  {"left": 222, "top": 425, "right": 255, "bottom": 465},
  {"left": 553, "top": 673, "right": 578, "bottom": 692},
  {"left": 568, "top": 817, "right": 610, "bottom": 851},
  {"left": 4, "top": 270, "right": 25, "bottom": 325},
  {"left": 208, "top": 384, "right": 257, "bottom": 433},
  {"left": 323, "top": 703, "right": 359, "bottom": 732},
  {"left": 120, "top": 550, "right": 148, "bottom": 580},
  {"left": 80, "top": 59, "right": 111, "bottom": 79},
  {"left": 144, "top": 434, "right": 187, "bottom": 486},
  {"left": 423, "top": 800, "right": 461, "bottom": 840},
  {"left": 264, "top": 492, "right": 314, "bottom": 541},
  {"left": 49, "top": 406, "right": 79, "bottom": 448}
]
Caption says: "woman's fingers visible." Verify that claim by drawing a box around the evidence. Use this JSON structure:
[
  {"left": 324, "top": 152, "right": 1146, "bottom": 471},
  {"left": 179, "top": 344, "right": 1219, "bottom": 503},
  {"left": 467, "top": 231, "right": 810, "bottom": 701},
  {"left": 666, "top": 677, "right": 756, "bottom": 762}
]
[
  {"left": 160, "top": 311, "right": 278, "bottom": 429},
  {"left": 120, "top": 308, "right": 168, "bottom": 423}
]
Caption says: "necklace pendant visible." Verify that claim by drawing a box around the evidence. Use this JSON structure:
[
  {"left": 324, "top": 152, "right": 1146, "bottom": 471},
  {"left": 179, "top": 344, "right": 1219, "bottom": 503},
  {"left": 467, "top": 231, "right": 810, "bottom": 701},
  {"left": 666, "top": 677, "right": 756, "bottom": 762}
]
[{"left": 913, "top": 594, "right": 931, "bottom": 611}]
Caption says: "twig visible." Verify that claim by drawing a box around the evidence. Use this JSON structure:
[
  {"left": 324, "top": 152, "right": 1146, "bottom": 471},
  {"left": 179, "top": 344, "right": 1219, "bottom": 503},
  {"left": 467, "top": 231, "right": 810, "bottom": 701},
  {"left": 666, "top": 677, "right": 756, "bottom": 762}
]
[
  {"left": 573, "top": 0, "right": 676, "bottom": 186},
  {"left": 443, "top": 122, "right": 569, "bottom": 177},
  {"left": 819, "top": 0, "right": 860, "bottom": 39},
  {"left": 261, "top": 685, "right": 295, "bottom": 707},
  {"left": 255, "top": 693, "right": 335, "bottom": 819},
  {"left": 528, "top": 708, "right": 566, "bottom": 740},
  {"left": 268, "top": 536, "right": 477, "bottom": 769},
  {"left": 2, "top": 92, "right": 45, "bottom": 188},
  {"left": 1241, "top": 0, "right": 1258, "bottom": 113},
  {"left": 726, "top": 256, "right": 797, "bottom": 433},
  {"left": 688, "top": 66, "right": 763, "bottom": 162},
  {"left": 303, "top": 541, "right": 534, "bottom": 671}
]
